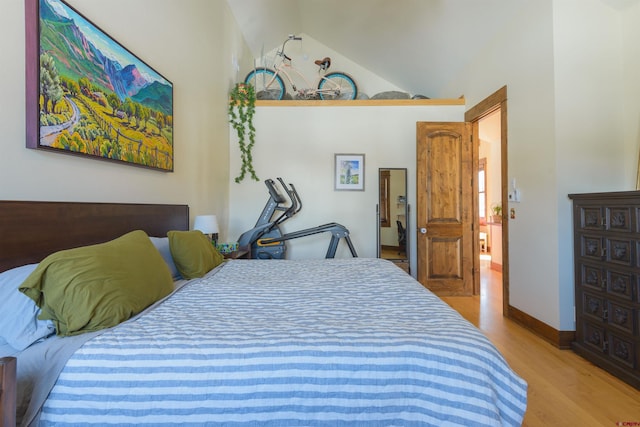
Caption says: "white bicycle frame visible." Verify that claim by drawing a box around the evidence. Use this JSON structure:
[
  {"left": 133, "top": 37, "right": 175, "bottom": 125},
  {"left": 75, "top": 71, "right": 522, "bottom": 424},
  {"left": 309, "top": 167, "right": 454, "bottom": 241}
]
[
  {"left": 271, "top": 61, "right": 341, "bottom": 99},
  {"left": 259, "top": 36, "right": 347, "bottom": 99}
]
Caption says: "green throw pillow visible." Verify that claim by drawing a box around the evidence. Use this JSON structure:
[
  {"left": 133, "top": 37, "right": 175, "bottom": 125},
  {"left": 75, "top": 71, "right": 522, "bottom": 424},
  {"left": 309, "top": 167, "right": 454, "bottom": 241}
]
[
  {"left": 167, "top": 230, "right": 224, "bottom": 279},
  {"left": 19, "top": 230, "right": 173, "bottom": 336}
]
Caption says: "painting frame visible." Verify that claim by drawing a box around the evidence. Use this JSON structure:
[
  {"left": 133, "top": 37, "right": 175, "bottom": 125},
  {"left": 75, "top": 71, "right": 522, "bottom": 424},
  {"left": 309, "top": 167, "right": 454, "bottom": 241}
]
[
  {"left": 334, "top": 153, "right": 365, "bottom": 191},
  {"left": 25, "top": 0, "right": 174, "bottom": 172}
]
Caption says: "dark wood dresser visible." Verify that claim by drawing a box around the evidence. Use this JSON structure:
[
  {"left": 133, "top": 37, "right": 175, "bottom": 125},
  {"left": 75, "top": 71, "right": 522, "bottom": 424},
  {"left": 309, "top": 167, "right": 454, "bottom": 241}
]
[{"left": 569, "top": 191, "right": 640, "bottom": 389}]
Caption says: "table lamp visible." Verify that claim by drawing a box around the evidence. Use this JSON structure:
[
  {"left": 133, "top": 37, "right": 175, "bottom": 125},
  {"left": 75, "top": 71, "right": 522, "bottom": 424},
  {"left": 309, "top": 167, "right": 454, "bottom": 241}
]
[{"left": 194, "top": 214, "right": 219, "bottom": 245}]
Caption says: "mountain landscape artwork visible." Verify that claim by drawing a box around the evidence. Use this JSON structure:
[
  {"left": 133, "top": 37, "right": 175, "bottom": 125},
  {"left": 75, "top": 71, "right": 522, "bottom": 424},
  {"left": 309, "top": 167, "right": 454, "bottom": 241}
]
[{"left": 26, "top": 0, "right": 174, "bottom": 171}]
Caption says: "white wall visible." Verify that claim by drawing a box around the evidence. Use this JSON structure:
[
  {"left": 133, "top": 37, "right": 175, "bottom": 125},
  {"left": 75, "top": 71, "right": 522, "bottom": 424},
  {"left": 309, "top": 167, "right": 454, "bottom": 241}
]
[
  {"left": 226, "top": 0, "right": 302, "bottom": 62},
  {"left": 228, "top": 104, "right": 464, "bottom": 272},
  {"left": 439, "top": 0, "right": 636, "bottom": 332},
  {"left": 251, "top": 33, "right": 405, "bottom": 98},
  {"left": 553, "top": 0, "right": 628, "bottom": 330},
  {"left": 440, "top": 1, "right": 562, "bottom": 328},
  {"left": 622, "top": 1, "right": 640, "bottom": 187},
  {"left": 0, "top": 0, "right": 243, "bottom": 231}
]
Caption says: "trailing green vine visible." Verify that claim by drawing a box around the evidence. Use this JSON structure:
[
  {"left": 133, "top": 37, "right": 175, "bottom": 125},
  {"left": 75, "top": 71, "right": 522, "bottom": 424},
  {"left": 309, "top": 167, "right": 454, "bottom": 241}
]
[{"left": 228, "top": 83, "right": 258, "bottom": 183}]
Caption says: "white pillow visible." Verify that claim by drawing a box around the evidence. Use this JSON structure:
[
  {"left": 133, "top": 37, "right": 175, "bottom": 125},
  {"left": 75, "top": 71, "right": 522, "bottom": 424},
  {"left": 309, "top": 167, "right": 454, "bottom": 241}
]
[
  {"left": 150, "top": 236, "right": 181, "bottom": 280},
  {"left": 0, "top": 264, "right": 55, "bottom": 350}
]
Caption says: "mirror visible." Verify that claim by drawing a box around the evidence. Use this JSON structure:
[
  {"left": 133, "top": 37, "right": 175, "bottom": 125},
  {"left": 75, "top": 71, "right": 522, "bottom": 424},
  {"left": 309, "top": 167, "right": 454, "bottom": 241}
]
[{"left": 377, "top": 168, "right": 409, "bottom": 272}]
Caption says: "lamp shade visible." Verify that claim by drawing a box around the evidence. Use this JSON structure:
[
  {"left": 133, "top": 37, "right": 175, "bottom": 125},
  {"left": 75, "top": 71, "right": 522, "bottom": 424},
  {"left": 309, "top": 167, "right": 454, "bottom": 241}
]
[{"left": 193, "top": 215, "right": 219, "bottom": 234}]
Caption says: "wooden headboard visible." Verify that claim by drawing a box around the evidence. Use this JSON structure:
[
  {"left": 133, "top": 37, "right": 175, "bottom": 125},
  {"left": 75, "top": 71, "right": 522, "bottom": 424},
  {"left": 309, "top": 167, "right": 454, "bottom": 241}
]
[
  {"left": 0, "top": 200, "right": 189, "bottom": 273},
  {"left": 0, "top": 201, "right": 189, "bottom": 424}
]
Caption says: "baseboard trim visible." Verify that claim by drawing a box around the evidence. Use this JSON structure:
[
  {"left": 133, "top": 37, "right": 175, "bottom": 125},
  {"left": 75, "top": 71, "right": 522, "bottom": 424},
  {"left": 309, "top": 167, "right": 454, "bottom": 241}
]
[{"left": 507, "top": 305, "right": 575, "bottom": 349}]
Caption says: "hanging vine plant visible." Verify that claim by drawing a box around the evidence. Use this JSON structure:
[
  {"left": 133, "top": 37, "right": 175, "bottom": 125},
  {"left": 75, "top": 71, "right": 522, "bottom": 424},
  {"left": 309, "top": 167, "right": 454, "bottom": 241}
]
[{"left": 228, "top": 83, "right": 258, "bottom": 183}]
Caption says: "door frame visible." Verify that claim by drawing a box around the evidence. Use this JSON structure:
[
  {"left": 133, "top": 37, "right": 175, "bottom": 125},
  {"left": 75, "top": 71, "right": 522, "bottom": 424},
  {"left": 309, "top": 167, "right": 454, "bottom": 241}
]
[{"left": 465, "top": 86, "right": 509, "bottom": 315}]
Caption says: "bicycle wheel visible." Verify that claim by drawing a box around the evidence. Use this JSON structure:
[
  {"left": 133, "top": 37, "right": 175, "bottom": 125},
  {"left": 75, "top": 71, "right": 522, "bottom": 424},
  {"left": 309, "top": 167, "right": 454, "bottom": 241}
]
[
  {"left": 244, "top": 68, "right": 286, "bottom": 100},
  {"left": 317, "top": 72, "right": 357, "bottom": 100}
]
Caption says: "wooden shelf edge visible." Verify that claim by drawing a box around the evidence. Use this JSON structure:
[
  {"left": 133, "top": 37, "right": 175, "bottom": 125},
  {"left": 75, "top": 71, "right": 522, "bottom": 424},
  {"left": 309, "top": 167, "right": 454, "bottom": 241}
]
[{"left": 255, "top": 98, "right": 465, "bottom": 107}]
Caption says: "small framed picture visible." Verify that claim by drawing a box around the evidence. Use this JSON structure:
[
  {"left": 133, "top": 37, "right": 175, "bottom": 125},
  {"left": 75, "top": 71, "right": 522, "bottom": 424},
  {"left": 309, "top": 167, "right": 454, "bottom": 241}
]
[{"left": 334, "top": 153, "right": 365, "bottom": 191}]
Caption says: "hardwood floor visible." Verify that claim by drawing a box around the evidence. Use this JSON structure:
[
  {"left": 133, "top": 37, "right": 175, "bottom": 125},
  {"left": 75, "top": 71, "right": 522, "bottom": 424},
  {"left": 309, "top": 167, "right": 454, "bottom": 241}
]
[
  {"left": 380, "top": 247, "right": 409, "bottom": 273},
  {"left": 441, "top": 258, "right": 640, "bottom": 426}
]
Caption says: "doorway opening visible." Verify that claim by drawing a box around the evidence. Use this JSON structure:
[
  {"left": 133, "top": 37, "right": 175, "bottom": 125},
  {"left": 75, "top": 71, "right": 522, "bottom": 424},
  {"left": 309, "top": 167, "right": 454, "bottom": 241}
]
[
  {"left": 466, "top": 86, "right": 509, "bottom": 316},
  {"left": 478, "top": 110, "right": 502, "bottom": 307}
]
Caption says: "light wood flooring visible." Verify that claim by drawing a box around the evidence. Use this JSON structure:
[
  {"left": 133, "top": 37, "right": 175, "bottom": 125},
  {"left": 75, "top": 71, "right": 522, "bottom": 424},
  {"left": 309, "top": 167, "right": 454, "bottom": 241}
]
[
  {"left": 380, "top": 247, "right": 409, "bottom": 273},
  {"left": 441, "top": 257, "right": 640, "bottom": 426}
]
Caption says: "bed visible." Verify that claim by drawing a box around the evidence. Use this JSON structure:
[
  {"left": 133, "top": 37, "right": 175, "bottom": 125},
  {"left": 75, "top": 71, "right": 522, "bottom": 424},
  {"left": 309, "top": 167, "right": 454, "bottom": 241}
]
[{"left": 0, "top": 200, "right": 527, "bottom": 426}]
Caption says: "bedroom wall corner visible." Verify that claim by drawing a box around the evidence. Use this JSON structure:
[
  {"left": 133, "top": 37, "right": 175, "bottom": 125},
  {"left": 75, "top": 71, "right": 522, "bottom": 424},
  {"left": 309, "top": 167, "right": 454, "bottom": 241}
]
[{"left": 0, "top": 0, "right": 234, "bottom": 234}]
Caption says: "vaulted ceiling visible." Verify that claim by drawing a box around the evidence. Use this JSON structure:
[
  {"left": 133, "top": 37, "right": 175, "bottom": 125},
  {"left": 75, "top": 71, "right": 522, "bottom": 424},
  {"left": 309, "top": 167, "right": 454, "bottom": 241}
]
[{"left": 227, "top": 0, "right": 638, "bottom": 97}]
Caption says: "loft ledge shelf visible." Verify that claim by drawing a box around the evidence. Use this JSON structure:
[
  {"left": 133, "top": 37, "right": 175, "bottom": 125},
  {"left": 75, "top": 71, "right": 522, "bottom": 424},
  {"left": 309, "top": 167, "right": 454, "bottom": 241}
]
[{"left": 255, "top": 97, "right": 465, "bottom": 107}]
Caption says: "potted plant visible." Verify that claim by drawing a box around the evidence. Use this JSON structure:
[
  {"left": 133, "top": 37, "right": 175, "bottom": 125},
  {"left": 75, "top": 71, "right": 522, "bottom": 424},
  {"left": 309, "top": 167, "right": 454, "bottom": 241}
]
[
  {"left": 491, "top": 202, "right": 502, "bottom": 223},
  {"left": 228, "top": 83, "right": 258, "bottom": 183}
]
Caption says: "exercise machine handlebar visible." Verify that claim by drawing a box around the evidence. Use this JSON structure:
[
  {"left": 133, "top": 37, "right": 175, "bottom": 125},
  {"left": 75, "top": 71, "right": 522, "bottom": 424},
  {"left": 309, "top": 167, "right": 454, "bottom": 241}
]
[
  {"left": 265, "top": 179, "right": 286, "bottom": 204},
  {"left": 238, "top": 177, "right": 357, "bottom": 259},
  {"left": 277, "top": 177, "right": 302, "bottom": 218}
]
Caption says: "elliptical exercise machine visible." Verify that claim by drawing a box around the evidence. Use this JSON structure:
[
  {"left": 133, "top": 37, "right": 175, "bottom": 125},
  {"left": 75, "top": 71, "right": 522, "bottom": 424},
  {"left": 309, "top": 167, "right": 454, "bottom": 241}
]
[{"left": 237, "top": 178, "right": 358, "bottom": 259}]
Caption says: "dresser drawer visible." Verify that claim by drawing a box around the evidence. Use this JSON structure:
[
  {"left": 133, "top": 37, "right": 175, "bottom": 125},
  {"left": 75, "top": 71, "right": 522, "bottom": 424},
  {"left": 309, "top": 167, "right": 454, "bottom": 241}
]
[
  {"left": 580, "top": 234, "right": 604, "bottom": 261},
  {"left": 582, "top": 322, "right": 607, "bottom": 353},
  {"left": 608, "top": 331, "right": 637, "bottom": 369},
  {"left": 605, "top": 269, "right": 635, "bottom": 301},
  {"left": 579, "top": 323, "right": 639, "bottom": 370},
  {"left": 582, "top": 292, "right": 605, "bottom": 322},
  {"left": 606, "top": 237, "right": 634, "bottom": 267},
  {"left": 579, "top": 263, "right": 604, "bottom": 292},
  {"left": 607, "top": 301, "right": 635, "bottom": 335},
  {"left": 607, "top": 206, "right": 633, "bottom": 233},
  {"left": 578, "top": 206, "right": 604, "bottom": 231}
]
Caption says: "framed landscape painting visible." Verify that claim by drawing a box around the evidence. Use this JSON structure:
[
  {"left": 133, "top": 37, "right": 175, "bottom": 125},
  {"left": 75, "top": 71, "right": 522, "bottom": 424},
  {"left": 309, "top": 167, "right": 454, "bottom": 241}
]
[{"left": 25, "top": 0, "right": 174, "bottom": 171}]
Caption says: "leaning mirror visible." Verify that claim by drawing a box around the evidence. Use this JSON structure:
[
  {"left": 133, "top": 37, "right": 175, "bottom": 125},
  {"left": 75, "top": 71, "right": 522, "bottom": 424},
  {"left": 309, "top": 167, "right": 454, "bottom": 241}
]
[{"left": 377, "top": 168, "right": 409, "bottom": 272}]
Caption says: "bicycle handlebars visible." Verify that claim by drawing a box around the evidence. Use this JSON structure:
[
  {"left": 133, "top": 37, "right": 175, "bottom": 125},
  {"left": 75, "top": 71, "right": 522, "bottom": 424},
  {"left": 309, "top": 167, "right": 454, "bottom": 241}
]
[{"left": 279, "top": 35, "right": 303, "bottom": 60}]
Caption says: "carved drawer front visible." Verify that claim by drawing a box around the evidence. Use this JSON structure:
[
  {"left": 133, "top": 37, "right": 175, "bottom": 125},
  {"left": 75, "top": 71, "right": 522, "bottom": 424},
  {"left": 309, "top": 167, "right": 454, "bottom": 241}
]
[
  {"left": 581, "top": 235, "right": 604, "bottom": 261},
  {"left": 607, "top": 206, "right": 632, "bottom": 232},
  {"left": 606, "top": 238, "right": 633, "bottom": 266},
  {"left": 582, "top": 293, "right": 605, "bottom": 321},
  {"left": 580, "top": 206, "right": 604, "bottom": 231},
  {"left": 607, "top": 301, "right": 635, "bottom": 335},
  {"left": 606, "top": 270, "right": 634, "bottom": 301},
  {"left": 608, "top": 332, "right": 636, "bottom": 369},
  {"left": 583, "top": 322, "right": 607, "bottom": 353},
  {"left": 580, "top": 264, "right": 604, "bottom": 291}
]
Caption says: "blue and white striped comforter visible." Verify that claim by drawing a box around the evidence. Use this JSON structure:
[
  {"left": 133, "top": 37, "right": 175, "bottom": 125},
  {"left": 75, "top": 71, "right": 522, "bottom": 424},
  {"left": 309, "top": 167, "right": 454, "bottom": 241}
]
[{"left": 39, "top": 258, "right": 527, "bottom": 426}]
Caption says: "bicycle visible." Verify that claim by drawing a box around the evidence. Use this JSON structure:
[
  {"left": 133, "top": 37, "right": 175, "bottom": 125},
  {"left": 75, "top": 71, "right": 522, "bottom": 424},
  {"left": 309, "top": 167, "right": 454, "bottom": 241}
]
[{"left": 244, "top": 35, "right": 358, "bottom": 101}]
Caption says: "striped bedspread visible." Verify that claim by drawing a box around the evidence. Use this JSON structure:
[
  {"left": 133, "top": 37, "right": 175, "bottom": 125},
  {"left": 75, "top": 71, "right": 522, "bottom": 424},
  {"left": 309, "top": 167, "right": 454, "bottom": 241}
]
[{"left": 39, "top": 258, "right": 527, "bottom": 426}]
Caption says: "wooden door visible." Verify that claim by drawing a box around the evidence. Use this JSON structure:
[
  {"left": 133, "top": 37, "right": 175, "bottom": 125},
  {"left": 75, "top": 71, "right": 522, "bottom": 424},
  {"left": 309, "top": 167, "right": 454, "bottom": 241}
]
[{"left": 416, "top": 122, "right": 474, "bottom": 296}]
